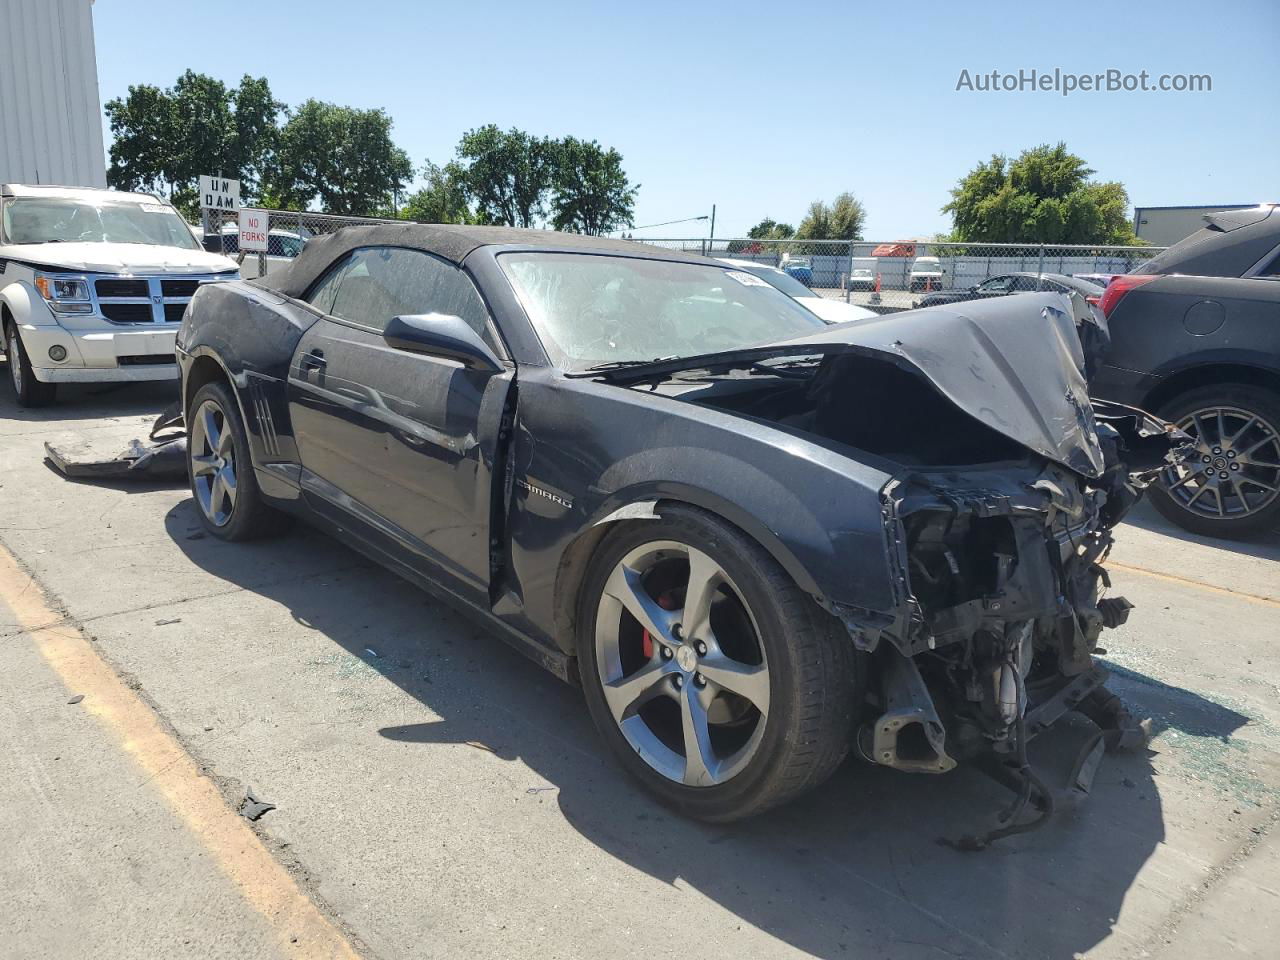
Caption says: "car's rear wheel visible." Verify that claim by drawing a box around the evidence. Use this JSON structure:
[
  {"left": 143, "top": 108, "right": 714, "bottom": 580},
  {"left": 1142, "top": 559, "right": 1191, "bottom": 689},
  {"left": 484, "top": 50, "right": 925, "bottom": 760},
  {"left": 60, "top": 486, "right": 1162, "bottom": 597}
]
[
  {"left": 187, "top": 381, "right": 289, "bottom": 541},
  {"left": 4, "top": 319, "right": 57, "bottom": 407},
  {"left": 1149, "top": 384, "right": 1280, "bottom": 538},
  {"left": 577, "top": 505, "right": 860, "bottom": 822}
]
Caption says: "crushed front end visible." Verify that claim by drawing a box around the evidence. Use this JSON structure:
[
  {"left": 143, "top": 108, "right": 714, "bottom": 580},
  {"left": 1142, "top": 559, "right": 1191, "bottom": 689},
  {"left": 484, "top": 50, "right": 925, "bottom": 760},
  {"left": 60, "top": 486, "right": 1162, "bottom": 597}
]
[{"left": 843, "top": 403, "right": 1186, "bottom": 846}]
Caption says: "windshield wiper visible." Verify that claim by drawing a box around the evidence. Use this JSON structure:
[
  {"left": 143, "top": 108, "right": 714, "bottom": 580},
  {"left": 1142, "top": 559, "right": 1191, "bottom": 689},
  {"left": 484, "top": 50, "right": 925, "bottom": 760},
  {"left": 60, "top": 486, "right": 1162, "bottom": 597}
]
[{"left": 578, "top": 356, "right": 679, "bottom": 373}]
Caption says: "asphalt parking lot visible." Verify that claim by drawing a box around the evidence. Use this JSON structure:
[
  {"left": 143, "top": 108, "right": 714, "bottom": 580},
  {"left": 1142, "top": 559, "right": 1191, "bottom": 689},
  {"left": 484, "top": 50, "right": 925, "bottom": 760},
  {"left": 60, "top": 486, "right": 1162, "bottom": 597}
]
[
  {"left": 813, "top": 287, "right": 917, "bottom": 312},
  {"left": 2, "top": 381, "right": 1278, "bottom": 960}
]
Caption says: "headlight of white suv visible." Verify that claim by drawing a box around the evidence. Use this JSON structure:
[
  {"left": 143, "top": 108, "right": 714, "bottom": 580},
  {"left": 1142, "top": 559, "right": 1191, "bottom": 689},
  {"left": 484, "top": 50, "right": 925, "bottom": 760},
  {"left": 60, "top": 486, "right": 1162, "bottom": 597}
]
[{"left": 33, "top": 273, "right": 93, "bottom": 314}]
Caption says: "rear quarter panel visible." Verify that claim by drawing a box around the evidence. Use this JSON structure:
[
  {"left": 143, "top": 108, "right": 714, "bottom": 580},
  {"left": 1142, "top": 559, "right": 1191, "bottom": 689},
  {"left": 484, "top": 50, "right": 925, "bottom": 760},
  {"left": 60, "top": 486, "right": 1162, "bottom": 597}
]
[{"left": 1096, "top": 275, "right": 1280, "bottom": 404}]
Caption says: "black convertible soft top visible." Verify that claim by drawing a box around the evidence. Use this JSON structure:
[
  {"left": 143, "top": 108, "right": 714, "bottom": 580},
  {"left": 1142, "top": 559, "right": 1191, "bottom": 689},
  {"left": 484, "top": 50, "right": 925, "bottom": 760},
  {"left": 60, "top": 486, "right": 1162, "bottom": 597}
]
[{"left": 258, "top": 223, "right": 711, "bottom": 299}]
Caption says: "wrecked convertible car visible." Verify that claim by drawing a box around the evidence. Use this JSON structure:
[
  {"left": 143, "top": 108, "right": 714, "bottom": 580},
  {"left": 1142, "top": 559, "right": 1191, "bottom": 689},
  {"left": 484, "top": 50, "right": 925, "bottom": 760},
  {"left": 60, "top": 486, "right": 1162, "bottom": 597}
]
[{"left": 176, "top": 225, "right": 1183, "bottom": 828}]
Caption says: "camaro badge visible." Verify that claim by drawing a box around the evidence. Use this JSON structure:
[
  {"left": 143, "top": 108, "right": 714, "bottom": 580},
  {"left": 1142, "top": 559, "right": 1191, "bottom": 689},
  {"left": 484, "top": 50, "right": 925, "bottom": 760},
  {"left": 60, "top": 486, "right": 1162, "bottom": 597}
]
[{"left": 516, "top": 478, "right": 573, "bottom": 509}]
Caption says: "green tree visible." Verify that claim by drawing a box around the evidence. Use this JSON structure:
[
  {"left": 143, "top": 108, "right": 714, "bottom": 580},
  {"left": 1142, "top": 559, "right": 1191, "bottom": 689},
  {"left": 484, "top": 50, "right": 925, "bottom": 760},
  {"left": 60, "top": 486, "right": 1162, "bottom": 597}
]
[
  {"left": 229, "top": 76, "right": 281, "bottom": 201},
  {"left": 270, "top": 100, "right": 413, "bottom": 217},
  {"left": 104, "top": 83, "right": 174, "bottom": 197},
  {"left": 549, "top": 137, "right": 637, "bottom": 235},
  {"left": 746, "top": 217, "right": 795, "bottom": 240},
  {"left": 454, "top": 125, "right": 555, "bottom": 227},
  {"left": 400, "top": 161, "right": 473, "bottom": 224},
  {"left": 727, "top": 218, "right": 794, "bottom": 254},
  {"left": 942, "top": 143, "right": 1140, "bottom": 244},
  {"left": 828, "top": 192, "right": 866, "bottom": 240},
  {"left": 789, "top": 192, "right": 867, "bottom": 253},
  {"left": 794, "top": 201, "right": 832, "bottom": 241},
  {"left": 105, "top": 71, "right": 281, "bottom": 218}
]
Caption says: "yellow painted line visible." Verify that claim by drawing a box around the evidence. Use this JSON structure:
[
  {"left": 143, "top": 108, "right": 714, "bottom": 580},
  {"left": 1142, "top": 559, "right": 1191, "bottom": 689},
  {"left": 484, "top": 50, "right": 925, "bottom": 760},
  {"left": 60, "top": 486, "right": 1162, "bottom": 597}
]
[
  {"left": 0, "top": 545, "right": 362, "bottom": 960},
  {"left": 1104, "top": 559, "right": 1280, "bottom": 609}
]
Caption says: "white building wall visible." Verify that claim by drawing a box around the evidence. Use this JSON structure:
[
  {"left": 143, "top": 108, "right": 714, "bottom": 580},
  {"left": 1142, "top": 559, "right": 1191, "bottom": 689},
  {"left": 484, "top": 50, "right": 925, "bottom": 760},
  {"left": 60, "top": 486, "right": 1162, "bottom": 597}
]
[
  {"left": 0, "top": 0, "right": 105, "bottom": 187},
  {"left": 1133, "top": 205, "right": 1258, "bottom": 247}
]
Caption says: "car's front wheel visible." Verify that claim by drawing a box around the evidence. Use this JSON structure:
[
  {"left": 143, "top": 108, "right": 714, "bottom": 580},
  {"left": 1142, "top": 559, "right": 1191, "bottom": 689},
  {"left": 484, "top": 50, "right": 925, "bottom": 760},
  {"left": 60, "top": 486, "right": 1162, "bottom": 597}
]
[
  {"left": 4, "top": 319, "right": 57, "bottom": 407},
  {"left": 1149, "top": 384, "right": 1280, "bottom": 538},
  {"left": 187, "top": 381, "right": 289, "bottom": 540},
  {"left": 577, "top": 505, "right": 860, "bottom": 822}
]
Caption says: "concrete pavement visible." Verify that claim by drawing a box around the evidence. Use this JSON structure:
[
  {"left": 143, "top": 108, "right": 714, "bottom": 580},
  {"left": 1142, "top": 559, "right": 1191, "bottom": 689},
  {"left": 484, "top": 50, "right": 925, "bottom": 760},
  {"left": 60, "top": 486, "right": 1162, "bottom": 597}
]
[
  {"left": 1, "top": 380, "right": 1277, "bottom": 959},
  {"left": 0, "top": 556, "right": 358, "bottom": 960}
]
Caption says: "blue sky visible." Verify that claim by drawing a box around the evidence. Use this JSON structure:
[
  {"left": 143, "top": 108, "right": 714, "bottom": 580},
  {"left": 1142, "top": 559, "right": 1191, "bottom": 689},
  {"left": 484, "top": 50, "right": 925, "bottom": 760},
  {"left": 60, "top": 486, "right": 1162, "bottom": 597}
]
[{"left": 93, "top": 0, "right": 1278, "bottom": 239}]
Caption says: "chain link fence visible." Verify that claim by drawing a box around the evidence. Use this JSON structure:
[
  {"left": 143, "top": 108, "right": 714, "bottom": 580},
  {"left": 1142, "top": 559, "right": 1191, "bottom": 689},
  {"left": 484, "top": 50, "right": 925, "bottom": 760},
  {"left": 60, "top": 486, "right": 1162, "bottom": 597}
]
[
  {"left": 199, "top": 208, "right": 1167, "bottom": 314},
  {"left": 635, "top": 238, "right": 1166, "bottom": 312},
  {"left": 202, "top": 208, "right": 403, "bottom": 279}
]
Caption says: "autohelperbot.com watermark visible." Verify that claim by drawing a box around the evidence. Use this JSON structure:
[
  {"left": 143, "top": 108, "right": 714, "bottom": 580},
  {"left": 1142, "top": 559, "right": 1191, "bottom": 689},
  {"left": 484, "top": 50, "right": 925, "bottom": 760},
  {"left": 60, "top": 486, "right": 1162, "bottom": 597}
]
[{"left": 956, "top": 68, "right": 1212, "bottom": 96}]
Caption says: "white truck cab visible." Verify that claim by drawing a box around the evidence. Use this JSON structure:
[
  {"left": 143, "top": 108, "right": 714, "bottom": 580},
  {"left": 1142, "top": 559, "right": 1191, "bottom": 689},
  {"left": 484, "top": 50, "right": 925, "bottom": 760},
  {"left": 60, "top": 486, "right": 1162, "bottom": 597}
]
[{"left": 0, "top": 184, "right": 238, "bottom": 406}]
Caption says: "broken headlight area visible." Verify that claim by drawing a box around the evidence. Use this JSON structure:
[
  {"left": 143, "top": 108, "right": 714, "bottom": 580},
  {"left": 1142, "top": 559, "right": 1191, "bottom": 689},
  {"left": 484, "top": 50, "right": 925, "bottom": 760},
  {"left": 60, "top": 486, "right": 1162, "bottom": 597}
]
[{"left": 847, "top": 416, "right": 1188, "bottom": 847}]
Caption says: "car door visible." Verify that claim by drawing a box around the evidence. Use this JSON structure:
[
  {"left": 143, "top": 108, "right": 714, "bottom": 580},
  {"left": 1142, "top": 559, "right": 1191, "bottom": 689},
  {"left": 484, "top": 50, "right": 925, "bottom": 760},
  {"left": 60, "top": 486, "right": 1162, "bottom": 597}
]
[{"left": 287, "top": 245, "right": 512, "bottom": 602}]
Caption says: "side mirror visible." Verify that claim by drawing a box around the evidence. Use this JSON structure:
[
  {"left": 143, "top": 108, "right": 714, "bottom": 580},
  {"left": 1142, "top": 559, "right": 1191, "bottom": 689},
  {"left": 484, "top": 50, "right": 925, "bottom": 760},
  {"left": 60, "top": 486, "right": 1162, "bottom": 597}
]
[
  {"left": 202, "top": 234, "right": 224, "bottom": 254},
  {"left": 383, "top": 313, "right": 503, "bottom": 373},
  {"left": 968, "top": 284, "right": 979, "bottom": 292}
]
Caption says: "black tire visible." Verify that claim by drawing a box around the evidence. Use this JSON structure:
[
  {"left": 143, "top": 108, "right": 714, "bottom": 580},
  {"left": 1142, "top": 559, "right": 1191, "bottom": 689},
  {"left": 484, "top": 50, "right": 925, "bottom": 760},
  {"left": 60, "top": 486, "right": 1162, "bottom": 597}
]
[
  {"left": 1148, "top": 383, "right": 1280, "bottom": 539},
  {"left": 576, "top": 504, "right": 861, "bottom": 822},
  {"left": 187, "top": 381, "right": 289, "bottom": 541},
  {"left": 4, "top": 319, "right": 58, "bottom": 407}
]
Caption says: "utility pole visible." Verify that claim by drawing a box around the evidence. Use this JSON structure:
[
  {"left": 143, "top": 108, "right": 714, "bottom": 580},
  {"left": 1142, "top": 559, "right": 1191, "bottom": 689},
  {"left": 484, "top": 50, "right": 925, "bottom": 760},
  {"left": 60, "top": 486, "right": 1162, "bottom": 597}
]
[{"left": 708, "top": 204, "right": 716, "bottom": 253}]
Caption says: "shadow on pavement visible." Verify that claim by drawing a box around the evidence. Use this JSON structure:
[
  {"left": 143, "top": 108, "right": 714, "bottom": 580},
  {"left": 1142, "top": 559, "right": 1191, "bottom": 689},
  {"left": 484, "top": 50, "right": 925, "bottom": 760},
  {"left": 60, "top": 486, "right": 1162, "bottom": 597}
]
[
  {"left": 1122, "top": 499, "right": 1280, "bottom": 557},
  {"left": 162, "top": 498, "right": 1249, "bottom": 959},
  {"left": 0, "top": 378, "right": 178, "bottom": 423}
]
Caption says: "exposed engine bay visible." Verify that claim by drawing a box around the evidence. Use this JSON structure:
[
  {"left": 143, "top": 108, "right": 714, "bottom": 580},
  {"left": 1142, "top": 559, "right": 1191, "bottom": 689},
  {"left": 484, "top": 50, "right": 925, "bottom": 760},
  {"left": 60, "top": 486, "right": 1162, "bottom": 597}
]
[{"left": 664, "top": 339, "right": 1188, "bottom": 846}]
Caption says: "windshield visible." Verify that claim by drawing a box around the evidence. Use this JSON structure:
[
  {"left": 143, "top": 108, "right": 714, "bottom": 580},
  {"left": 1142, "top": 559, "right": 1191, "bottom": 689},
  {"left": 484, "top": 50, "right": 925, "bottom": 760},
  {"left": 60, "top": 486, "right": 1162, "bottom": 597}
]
[
  {"left": 499, "top": 252, "right": 826, "bottom": 370},
  {"left": 2, "top": 198, "right": 200, "bottom": 249},
  {"left": 736, "top": 263, "right": 817, "bottom": 299}
]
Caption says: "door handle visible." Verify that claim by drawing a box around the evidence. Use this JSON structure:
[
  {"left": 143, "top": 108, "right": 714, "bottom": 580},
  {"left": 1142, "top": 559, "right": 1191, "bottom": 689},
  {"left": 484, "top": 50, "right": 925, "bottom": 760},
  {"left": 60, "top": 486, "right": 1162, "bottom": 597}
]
[{"left": 299, "top": 349, "right": 326, "bottom": 375}]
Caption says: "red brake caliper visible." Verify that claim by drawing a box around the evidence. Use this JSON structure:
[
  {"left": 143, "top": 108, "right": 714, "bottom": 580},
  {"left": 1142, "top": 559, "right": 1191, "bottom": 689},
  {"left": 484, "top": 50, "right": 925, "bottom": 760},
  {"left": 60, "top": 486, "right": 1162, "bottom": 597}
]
[{"left": 642, "top": 591, "right": 680, "bottom": 659}]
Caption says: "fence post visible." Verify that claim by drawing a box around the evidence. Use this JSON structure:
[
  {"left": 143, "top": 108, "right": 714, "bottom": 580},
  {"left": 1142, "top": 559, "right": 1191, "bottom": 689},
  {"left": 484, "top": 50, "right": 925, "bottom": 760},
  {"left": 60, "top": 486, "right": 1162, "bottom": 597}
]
[
  {"left": 846, "top": 239, "right": 854, "bottom": 303},
  {"left": 1037, "top": 243, "right": 1045, "bottom": 277}
]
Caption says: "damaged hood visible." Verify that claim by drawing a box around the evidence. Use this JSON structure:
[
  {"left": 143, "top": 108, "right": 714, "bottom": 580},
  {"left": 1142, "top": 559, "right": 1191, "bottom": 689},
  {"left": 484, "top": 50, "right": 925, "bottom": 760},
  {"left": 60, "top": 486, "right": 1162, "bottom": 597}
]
[{"left": 604, "top": 292, "right": 1110, "bottom": 478}]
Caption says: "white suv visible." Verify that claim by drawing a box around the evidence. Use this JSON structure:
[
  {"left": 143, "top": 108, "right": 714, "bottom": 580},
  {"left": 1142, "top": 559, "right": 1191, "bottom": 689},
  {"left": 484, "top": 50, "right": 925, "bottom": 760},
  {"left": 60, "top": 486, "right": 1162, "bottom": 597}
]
[{"left": 1, "top": 184, "right": 238, "bottom": 406}]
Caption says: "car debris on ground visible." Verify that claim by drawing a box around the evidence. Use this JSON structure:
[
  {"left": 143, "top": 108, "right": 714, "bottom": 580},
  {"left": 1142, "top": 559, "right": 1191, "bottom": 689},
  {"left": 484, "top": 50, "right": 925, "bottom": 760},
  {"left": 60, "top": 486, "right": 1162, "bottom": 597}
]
[
  {"left": 239, "top": 786, "right": 276, "bottom": 822},
  {"left": 44, "top": 403, "right": 186, "bottom": 481}
]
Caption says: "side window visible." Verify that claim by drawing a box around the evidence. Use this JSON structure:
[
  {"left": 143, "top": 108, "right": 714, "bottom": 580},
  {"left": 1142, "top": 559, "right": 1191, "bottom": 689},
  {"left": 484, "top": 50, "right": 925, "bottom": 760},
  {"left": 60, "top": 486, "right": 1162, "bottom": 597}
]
[
  {"left": 1009, "top": 276, "right": 1039, "bottom": 292},
  {"left": 977, "top": 276, "right": 1012, "bottom": 293},
  {"left": 327, "top": 247, "right": 491, "bottom": 334},
  {"left": 305, "top": 253, "right": 355, "bottom": 316}
]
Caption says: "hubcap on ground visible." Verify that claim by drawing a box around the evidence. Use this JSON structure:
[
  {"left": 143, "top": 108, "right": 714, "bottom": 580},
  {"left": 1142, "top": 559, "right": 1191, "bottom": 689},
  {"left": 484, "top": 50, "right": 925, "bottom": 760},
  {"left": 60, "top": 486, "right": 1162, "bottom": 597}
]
[
  {"left": 189, "top": 398, "right": 238, "bottom": 526},
  {"left": 595, "top": 540, "right": 770, "bottom": 787},
  {"left": 1161, "top": 405, "right": 1280, "bottom": 520}
]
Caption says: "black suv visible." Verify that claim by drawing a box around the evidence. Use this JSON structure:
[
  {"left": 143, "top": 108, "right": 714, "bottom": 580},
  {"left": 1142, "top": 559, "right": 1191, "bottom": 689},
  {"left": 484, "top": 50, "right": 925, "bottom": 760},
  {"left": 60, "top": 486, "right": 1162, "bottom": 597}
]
[{"left": 1091, "top": 205, "right": 1280, "bottom": 538}]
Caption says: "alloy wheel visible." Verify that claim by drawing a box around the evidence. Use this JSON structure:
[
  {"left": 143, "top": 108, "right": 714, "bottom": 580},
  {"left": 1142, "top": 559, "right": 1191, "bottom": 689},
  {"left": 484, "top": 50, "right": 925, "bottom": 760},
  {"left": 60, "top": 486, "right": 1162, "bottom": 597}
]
[
  {"left": 594, "top": 540, "right": 771, "bottom": 787},
  {"left": 1161, "top": 405, "right": 1280, "bottom": 520},
  {"left": 189, "top": 398, "right": 239, "bottom": 526}
]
